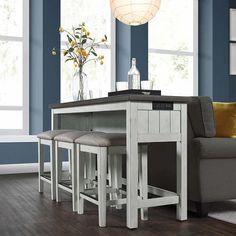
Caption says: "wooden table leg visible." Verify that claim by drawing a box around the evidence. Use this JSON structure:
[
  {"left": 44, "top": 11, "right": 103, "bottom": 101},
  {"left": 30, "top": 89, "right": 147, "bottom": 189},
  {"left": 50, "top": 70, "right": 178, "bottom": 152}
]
[
  {"left": 176, "top": 104, "right": 187, "bottom": 221},
  {"left": 126, "top": 102, "right": 139, "bottom": 229}
]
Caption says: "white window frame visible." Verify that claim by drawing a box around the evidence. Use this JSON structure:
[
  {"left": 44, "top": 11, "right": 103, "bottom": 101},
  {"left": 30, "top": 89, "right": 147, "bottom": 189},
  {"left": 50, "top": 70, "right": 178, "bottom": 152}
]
[
  {"left": 60, "top": 1, "right": 116, "bottom": 101},
  {"left": 0, "top": 0, "right": 29, "bottom": 135},
  {"left": 148, "top": 0, "right": 198, "bottom": 96}
]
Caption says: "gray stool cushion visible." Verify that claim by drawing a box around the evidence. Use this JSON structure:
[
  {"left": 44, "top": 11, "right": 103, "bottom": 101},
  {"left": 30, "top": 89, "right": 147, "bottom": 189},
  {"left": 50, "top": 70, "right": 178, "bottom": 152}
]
[
  {"left": 75, "top": 132, "right": 126, "bottom": 147},
  {"left": 54, "top": 131, "right": 89, "bottom": 143},
  {"left": 37, "top": 130, "right": 72, "bottom": 140}
]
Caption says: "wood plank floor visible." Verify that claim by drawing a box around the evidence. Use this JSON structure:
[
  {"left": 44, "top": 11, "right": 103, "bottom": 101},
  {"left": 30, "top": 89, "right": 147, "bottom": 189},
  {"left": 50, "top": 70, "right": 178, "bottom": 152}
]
[{"left": 1, "top": 174, "right": 236, "bottom": 236}]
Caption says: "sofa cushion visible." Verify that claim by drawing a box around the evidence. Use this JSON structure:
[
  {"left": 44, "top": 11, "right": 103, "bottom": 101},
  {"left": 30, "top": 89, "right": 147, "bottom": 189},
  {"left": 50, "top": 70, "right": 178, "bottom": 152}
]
[
  {"left": 188, "top": 97, "right": 216, "bottom": 138},
  {"left": 193, "top": 137, "right": 236, "bottom": 159},
  {"left": 213, "top": 102, "right": 236, "bottom": 138}
]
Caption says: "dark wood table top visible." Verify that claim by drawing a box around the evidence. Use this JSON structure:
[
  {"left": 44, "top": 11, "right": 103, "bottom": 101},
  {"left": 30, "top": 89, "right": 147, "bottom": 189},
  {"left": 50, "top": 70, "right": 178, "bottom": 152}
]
[{"left": 50, "top": 94, "right": 189, "bottom": 109}]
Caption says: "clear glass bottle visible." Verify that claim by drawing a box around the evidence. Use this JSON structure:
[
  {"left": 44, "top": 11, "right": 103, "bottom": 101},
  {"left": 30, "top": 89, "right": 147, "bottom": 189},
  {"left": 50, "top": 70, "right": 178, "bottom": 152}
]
[
  {"left": 127, "top": 58, "right": 141, "bottom": 89},
  {"left": 72, "top": 67, "right": 88, "bottom": 101}
]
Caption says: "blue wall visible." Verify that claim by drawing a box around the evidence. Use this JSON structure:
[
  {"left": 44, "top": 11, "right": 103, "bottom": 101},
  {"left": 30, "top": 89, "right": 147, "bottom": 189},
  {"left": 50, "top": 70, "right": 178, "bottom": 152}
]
[
  {"left": 0, "top": 143, "right": 37, "bottom": 164},
  {"left": 30, "top": 0, "right": 43, "bottom": 134},
  {"left": 42, "top": 0, "right": 61, "bottom": 132},
  {"left": 30, "top": 0, "right": 60, "bottom": 134},
  {"left": 198, "top": 0, "right": 214, "bottom": 98},
  {"left": 199, "top": 0, "right": 236, "bottom": 101},
  {"left": 116, "top": 21, "right": 148, "bottom": 81}
]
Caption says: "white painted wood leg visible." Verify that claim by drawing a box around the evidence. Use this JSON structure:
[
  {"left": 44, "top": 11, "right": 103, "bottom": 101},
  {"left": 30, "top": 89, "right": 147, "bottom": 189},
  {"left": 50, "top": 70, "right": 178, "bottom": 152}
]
[
  {"left": 176, "top": 141, "right": 187, "bottom": 220},
  {"left": 50, "top": 141, "right": 56, "bottom": 200},
  {"left": 91, "top": 154, "right": 96, "bottom": 187},
  {"left": 71, "top": 144, "right": 77, "bottom": 212},
  {"left": 126, "top": 102, "right": 139, "bottom": 229},
  {"left": 38, "top": 139, "right": 44, "bottom": 193},
  {"left": 176, "top": 104, "right": 187, "bottom": 221},
  {"left": 87, "top": 153, "right": 96, "bottom": 188},
  {"left": 108, "top": 154, "right": 121, "bottom": 207},
  {"left": 139, "top": 145, "right": 148, "bottom": 221},
  {"left": 108, "top": 154, "right": 114, "bottom": 202},
  {"left": 83, "top": 154, "right": 88, "bottom": 189},
  {"left": 55, "top": 141, "right": 62, "bottom": 203},
  {"left": 113, "top": 155, "right": 122, "bottom": 210},
  {"left": 97, "top": 147, "right": 107, "bottom": 227},
  {"left": 77, "top": 145, "right": 84, "bottom": 214},
  {"left": 68, "top": 149, "right": 72, "bottom": 180}
]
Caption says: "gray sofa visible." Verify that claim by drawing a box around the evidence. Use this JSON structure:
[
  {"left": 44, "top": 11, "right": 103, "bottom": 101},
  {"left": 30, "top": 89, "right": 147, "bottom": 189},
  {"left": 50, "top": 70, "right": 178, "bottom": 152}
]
[{"left": 148, "top": 96, "right": 236, "bottom": 216}]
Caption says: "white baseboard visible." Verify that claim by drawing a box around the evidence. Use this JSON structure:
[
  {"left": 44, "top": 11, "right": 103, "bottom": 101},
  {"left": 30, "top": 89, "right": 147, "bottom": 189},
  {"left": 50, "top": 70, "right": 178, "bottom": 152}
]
[{"left": 0, "top": 162, "right": 69, "bottom": 175}]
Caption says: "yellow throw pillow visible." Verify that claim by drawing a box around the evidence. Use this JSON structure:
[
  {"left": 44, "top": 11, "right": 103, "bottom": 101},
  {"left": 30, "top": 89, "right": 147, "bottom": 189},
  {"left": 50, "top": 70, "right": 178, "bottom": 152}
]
[{"left": 213, "top": 102, "right": 236, "bottom": 138}]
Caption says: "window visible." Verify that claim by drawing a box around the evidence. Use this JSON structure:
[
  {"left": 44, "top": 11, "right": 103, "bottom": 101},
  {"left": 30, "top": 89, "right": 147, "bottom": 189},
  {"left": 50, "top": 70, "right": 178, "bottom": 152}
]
[
  {"left": 0, "top": 0, "right": 29, "bottom": 134},
  {"left": 61, "top": 0, "right": 115, "bottom": 102},
  {"left": 148, "top": 0, "right": 198, "bottom": 96}
]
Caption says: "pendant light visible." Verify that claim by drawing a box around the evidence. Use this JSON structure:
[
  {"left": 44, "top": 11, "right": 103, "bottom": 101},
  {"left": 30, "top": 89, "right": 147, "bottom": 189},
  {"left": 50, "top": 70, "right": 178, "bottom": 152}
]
[{"left": 110, "top": 0, "right": 161, "bottom": 26}]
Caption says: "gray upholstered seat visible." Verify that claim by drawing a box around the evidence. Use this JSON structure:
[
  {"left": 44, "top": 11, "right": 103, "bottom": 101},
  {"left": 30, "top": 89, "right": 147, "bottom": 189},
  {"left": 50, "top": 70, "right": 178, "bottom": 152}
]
[
  {"left": 54, "top": 130, "right": 89, "bottom": 143},
  {"left": 193, "top": 137, "right": 236, "bottom": 159},
  {"left": 37, "top": 130, "right": 72, "bottom": 140},
  {"left": 75, "top": 132, "right": 126, "bottom": 147}
]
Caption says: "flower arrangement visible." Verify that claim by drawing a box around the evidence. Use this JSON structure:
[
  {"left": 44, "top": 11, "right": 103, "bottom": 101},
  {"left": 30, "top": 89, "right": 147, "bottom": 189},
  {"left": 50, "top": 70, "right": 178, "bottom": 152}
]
[
  {"left": 52, "top": 23, "right": 107, "bottom": 100},
  {"left": 52, "top": 22, "right": 107, "bottom": 69}
]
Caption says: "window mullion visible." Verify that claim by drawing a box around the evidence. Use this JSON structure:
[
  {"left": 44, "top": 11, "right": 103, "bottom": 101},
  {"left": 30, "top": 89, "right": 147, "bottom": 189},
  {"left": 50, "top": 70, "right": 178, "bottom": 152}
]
[
  {"left": 0, "top": 35, "right": 23, "bottom": 42},
  {"left": 22, "top": 0, "right": 30, "bottom": 134},
  {"left": 149, "top": 48, "right": 194, "bottom": 57},
  {"left": 0, "top": 106, "right": 24, "bottom": 111}
]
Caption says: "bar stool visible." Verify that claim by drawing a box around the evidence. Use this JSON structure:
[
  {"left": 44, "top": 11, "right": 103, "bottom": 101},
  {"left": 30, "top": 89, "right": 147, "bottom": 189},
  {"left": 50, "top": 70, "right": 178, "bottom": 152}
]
[
  {"left": 54, "top": 130, "right": 90, "bottom": 212},
  {"left": 37, "top": 130, "right": 72, "bottom": 200},
  {"left": 75, "top": 132, "right": 127, "bottom": 227}
]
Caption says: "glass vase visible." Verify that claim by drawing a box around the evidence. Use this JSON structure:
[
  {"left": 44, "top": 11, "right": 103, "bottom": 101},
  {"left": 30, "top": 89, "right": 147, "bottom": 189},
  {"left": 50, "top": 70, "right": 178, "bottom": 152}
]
[{"left": 72, "top": 68, "right": 88, "bottom": 101}]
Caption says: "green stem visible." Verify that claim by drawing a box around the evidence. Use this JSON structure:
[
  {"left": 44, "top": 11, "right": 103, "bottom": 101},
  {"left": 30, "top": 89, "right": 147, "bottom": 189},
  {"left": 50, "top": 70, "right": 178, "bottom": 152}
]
[{"left": 64, "top": 29, "right": 77, "bottom": 42}]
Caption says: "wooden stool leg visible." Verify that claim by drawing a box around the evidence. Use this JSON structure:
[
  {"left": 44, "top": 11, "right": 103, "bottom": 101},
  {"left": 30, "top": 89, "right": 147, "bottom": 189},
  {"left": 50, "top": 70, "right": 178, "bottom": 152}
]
[
  {"left": 112, "top": 155, "right": 122, "bottom": 210},
  {"left": 108, "top": 154, "right": 114, "bottom": 202},
  {"left": 77, "top": 145, "right": 85, "bottom": 214},
  {"left": 68, "top": 149, "right": 72, "bottom": 180},
  {"left": 97, "top": 147, "right": 107, "bottom": 227},
  {"left": 56, "top": 141, "right": 62, "bottom": 202},
  {"left": 38, "top": 139, "right": 44, "bottom": 193},
  {"left": 50, "top": 141, "right": 56, "bottom": 200},
  {"left": 139, "top": 145, "right": 148, "bottom": 221},
  {"left": 71, "top": 144, "right": 77, "bottom": 212},
  {"left": 87, "top": 153, "right": 96, "bottom": 188}
]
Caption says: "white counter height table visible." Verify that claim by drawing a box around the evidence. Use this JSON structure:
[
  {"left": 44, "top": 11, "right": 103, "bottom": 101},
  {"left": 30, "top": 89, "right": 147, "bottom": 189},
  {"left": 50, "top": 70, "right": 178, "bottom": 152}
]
[{"left": 50, "top": 94, "right": 187, "bottom": 229}]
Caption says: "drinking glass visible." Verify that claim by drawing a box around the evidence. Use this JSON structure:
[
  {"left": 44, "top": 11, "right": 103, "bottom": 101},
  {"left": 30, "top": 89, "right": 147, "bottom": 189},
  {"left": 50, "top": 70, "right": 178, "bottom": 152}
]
[
  {"left": 141, "top": 80, "right": 154, "bottom": 90},
  {"left": 116, "top": 81, "right": 128, "bottom": 91}
]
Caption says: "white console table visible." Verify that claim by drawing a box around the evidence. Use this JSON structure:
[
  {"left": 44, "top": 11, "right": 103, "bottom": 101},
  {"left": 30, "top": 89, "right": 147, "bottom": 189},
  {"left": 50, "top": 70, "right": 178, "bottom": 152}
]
[{"left": 50, "top": 95, "right": 187, "bottom": 229}]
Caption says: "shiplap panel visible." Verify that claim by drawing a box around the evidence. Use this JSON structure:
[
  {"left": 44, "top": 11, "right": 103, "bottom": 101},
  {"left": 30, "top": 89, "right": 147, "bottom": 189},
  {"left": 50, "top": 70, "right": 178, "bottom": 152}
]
[
  {"left": 137, "top": 103, "right": 152, "bottom": 110},
  {"left": 171, "top": 111, "right": 181, "bottom": 133},
  {"left": 138, "top": 111, "right": 149, "bottom": 134},
  {"left": 174, "top": 104, "right": 181, "bottom": 111},
  {"left": 159, "top": 111, "right": 171, "bottom": 133},
  {"left": 148, "top": 111, "right": 159, "bottom": 133}
]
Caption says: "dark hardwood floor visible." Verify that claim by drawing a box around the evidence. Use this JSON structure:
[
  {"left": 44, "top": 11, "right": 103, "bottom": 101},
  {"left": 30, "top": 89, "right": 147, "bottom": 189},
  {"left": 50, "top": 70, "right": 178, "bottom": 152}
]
[{"left": 1, "top": 174, "right": 236, "bottom": 236}]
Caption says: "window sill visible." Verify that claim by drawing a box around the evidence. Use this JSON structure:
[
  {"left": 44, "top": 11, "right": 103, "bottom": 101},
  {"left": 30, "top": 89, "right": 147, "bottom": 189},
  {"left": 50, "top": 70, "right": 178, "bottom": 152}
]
[{"left": 0, "top": 135, "right": 37, "bottom": 143}]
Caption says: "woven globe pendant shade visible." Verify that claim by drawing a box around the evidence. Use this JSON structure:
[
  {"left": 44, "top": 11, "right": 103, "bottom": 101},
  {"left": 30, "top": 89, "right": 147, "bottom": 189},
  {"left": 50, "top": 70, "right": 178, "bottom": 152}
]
[{"left": 110, "top": 0, "right": 161, "bottom": 26}]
